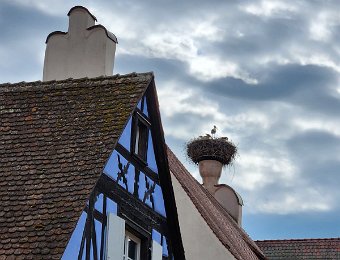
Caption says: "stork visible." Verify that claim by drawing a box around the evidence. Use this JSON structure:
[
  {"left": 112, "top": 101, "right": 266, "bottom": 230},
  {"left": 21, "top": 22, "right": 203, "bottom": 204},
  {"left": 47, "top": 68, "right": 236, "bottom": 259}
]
[{"left": 211, "top": 125, "right": 217, "bottom": 138}]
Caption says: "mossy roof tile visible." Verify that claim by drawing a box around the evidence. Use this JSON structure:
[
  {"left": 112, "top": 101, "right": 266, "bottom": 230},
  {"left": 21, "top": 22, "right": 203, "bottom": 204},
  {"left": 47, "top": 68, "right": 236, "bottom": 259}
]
[{"left": 0, "top": 73, "right": 152, "bottom": 258}]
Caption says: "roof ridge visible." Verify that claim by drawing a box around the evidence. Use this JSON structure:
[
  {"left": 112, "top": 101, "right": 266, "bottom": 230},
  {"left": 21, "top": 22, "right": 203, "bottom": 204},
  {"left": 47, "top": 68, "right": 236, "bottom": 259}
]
[
  {"left": 0, "top": 71, "right": 154, "bottom": 90},
  {"left": 0, "top": 72, "right": 154, "bottom": 93},
  {"left": 256, "top": 237, "right": 340, "bottom": 242}
]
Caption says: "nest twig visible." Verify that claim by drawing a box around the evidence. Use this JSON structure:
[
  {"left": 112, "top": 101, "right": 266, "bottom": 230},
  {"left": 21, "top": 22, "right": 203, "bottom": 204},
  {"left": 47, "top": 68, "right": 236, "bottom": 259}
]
[{"left": 187, "top": 136, "right": 237, "bottom": 165}]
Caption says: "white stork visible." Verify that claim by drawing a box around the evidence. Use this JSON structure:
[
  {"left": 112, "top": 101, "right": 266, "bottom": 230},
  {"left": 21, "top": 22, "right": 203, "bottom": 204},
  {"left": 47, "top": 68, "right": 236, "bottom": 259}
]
[{"left": 211, "top": 125, "right": 217, "bottom": 137}]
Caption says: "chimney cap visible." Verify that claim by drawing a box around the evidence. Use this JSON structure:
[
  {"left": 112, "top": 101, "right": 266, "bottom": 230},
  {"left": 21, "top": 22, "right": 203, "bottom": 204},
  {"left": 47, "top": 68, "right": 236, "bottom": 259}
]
[
  {"left": 45, "top": 31, "right": 66, "bottom": 44},
  {"left": 67, "top": 6, "right": 97, "bottom": 21},
  {"left": 87, "top": 25, "right": 118, "bottom": 43}
]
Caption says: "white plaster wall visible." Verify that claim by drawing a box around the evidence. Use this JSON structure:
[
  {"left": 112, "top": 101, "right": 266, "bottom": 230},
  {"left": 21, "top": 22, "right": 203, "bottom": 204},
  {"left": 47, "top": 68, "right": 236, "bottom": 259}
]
[
  {"left": 43, "top": 9, "right": 116, "bottom": 81},
  {"left": 171, "top": 173, "right": 236, "bottom": 260}
]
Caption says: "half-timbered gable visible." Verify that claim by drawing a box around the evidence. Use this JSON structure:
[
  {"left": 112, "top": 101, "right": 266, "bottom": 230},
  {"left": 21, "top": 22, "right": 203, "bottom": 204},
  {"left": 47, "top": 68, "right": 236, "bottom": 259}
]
[{"left": 0, "top": 74, "right": 184, "bottom": 259}]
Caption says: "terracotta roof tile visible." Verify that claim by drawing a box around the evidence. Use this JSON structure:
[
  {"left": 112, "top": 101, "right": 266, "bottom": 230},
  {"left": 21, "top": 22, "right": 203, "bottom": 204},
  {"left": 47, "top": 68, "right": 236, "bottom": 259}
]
[
  {"left": 0, "top": 73, "right": 152, "bottom": 258},
  {"left": 256, "top": 238, "right": 340, "bottom": 259},
  {"left": 167, "top": 147, "right": 266, "bottom": 260}
]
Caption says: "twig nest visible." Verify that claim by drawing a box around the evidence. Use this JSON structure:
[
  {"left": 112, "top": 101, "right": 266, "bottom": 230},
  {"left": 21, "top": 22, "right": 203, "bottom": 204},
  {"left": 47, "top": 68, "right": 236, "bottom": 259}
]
[{"left": 187, "top": 136, "right": 237, "bottom": 165}]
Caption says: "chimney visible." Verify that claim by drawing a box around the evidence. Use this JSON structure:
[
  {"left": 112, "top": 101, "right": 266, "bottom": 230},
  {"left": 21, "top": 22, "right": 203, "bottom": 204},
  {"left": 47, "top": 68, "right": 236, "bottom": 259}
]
[
  {"left": 187, "top": 130, "right": 243, "bottom": 226},
  {"left": 43, "top": 6, "right": 117, "bottom": 81}
]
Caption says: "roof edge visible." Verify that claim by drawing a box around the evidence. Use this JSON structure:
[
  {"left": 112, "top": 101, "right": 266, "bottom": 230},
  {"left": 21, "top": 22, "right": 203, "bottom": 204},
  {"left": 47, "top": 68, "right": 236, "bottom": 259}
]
[
  {"left": 87, "top": 24, "right": 118, "bottom": 43},
  {"left": 45, "top": 30, "right": 67, "bottom": 43},
  {"left": 67, "top": 6, "right": 97, "bottom": 21},
  {"left": 0, "top": 72, "right": 154, "bottom": 89},
  {"left": 256, "top": 237, "right": 340, "bottom": 242}
]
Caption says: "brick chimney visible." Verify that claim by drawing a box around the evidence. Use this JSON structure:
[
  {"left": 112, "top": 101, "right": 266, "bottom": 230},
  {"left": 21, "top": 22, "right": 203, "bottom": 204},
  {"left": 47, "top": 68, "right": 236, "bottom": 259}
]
[
  {"left": 187, "top": 133, "right": 243, "bottom": 225},
  {"left": 43, "top": 6, "right": 117, "bottom": 81}
]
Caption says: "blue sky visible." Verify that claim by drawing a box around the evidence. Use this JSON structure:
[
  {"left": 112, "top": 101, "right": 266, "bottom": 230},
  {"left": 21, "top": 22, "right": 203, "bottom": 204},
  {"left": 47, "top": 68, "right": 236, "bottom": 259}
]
[{"left": 1, "top": 0, "right": 339, "bottom": 240}]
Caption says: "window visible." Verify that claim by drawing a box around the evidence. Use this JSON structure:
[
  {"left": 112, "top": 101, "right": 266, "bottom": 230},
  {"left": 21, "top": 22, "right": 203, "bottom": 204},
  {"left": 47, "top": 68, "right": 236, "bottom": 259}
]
[
  {"left": 106, "top": 214, "right": 163, "bottom": 260},
  {"left": 124, "top": 231, "right": 141, "bottom": 260},
  {"left": 134, "top": 120, "right": 148, "bottom": 160},
  {"left": 131, "top": 111, "right": 150, "bottom": 162}
]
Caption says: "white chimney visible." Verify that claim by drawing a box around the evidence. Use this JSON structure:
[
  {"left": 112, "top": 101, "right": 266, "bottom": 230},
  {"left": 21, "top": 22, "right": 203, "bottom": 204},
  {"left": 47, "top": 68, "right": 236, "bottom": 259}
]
[
  {"left": 187, "top": 133, "right": 243, "bottom": 225},
  {"left": 43, "top": 6, "right": 117, "bottom": 81},
  {"left": 199, "top": 160, "right": 243, "bottom": 226}
]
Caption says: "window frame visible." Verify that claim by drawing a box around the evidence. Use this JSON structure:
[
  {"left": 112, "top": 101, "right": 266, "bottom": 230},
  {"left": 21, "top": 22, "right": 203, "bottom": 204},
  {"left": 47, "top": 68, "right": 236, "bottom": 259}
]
[
  {"left": 131, "top": 110, "right": 151, "bottom": 165},
  {"left": 124, "top": 231, "right": 141, "bottom": 260}
]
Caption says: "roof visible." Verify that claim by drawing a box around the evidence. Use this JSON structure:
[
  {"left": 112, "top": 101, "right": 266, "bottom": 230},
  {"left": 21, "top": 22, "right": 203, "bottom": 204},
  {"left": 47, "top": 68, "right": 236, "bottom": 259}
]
[
  {"left": 256, "top": 238, "right": 340, "bottom": 259},
  {"left": 0, "top": 73, "right": 152, "bottom": 259},
  {"left": 167, "top": 148, "right": 266, "bottom": 260}
]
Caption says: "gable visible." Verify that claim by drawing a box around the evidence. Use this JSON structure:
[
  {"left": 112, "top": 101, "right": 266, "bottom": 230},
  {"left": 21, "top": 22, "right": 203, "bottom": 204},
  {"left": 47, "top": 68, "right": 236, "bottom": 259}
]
[
  {"left": 0, "top": 73, "right": 152, "bottom": 258},
  {"left": 62, "top": 80, "right": 185, "bottom": 259}
]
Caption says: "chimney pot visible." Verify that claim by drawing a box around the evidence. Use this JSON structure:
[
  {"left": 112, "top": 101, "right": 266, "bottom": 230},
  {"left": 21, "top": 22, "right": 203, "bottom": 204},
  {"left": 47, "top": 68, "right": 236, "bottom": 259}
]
[{"left": 199, "top": 160, "right": 222, "bottom": 194}]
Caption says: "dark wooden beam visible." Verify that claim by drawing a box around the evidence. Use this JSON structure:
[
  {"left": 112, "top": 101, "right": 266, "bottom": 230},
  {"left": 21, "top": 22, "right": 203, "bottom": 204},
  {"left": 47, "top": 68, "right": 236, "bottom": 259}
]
[
  {"left": 91, "top": 218, "right": 98, "bottom": 260},
  {"left": 96, "top": 174, "right": 167, "bottom": 235},
  {"left": 85, "top": 195, "right": 94, "bottom": 260},
  {"left": 116, "top": 143, "right": 159, "bottom": 184},
  {"left": 145, "top": 80, "right": 185, "bottom": 259},
  {"left": 78, "top": 226, "right": 86, "bottom": 260},
  {"left": 99, "top": 195, "right": 107, "bottom": 260},
  {"left": 84, "top": 206, "right": 104, "bottom": 223}
]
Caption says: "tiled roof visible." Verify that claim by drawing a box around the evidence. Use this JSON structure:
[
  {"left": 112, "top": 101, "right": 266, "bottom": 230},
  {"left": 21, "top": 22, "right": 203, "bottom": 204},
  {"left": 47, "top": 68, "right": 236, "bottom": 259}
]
[
  {"left": 256, "top": 238, "right": 340, "bottom": 259},
  {"left": 167, "top": 148, "right": 266, "bottom": 260},
  {"left": 0, "top": 73, "right": 152, "bottom": 259}
]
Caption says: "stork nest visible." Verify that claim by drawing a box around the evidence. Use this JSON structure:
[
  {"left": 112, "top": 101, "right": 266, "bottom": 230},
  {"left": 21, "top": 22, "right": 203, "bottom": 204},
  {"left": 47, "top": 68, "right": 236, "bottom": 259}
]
[{"left": 186, "top": 136, "right": 237, "bottom": 165}]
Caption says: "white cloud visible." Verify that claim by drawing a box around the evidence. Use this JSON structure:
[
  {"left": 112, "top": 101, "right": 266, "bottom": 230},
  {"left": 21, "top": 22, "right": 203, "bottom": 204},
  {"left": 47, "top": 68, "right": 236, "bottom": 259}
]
[
  {"left": 231, "top": 151, "right": 296, "bottom": 191},
  {"left": 293, "top": 117, "right": 340, "bottom": 138},
  {"left": 3, "top": 0, "right": 83, "bottom": 16},
  {"left": 309, "top": 10, "right": 340, "bottom": 42},
  {"left": 141, "top": 30, "right": 257, "bottom": 82},
  {"left": 255, "top": 188, "right": 333, "bottom": 214},
  {"left": 241, "top": 0, "right": 297, "bottom": 18},
  {"left": 158, "top": 82, "right": 228, "bottom": 140},
  {"left": 188, "top": 17, "right": 225, "bottom": 41},
  {"left": 97, "top": 5, "right": 258, "bottom": 83}
]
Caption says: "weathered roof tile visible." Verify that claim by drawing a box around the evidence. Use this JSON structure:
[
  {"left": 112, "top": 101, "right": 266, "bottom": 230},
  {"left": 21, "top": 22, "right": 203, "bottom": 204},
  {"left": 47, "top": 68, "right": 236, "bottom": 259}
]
[
  {"left": 256, "top": 238, "right": 340, "bottom": 259},
  {"left": 0, "top": 73, "right": 152, "bottom": 258}
]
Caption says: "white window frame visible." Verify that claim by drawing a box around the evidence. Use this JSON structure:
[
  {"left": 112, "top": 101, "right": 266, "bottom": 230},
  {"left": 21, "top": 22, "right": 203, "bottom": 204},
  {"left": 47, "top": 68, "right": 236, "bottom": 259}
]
[
  {"left": 105, "top": 209, "right": 163, "bottom": 260},
  {"left": 123, "top": 231, "right": 141, "bottom": 260}
]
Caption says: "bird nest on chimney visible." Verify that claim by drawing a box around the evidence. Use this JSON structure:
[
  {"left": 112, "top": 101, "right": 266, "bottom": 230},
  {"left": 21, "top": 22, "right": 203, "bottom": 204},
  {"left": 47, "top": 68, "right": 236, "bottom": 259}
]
[{"left": 186, "top": 135, "right": 237, "bottom": 166}]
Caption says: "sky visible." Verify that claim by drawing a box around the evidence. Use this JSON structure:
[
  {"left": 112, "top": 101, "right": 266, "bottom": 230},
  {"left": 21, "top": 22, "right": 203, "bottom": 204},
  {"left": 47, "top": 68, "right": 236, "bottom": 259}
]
[{"left": 0, "top": 0, "right": 339, "bottom": 241}]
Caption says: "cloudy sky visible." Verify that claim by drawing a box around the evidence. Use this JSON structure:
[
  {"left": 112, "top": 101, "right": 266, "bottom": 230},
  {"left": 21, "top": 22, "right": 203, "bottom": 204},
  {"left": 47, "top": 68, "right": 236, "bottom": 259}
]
[{"left": 1, "top": 0, "right": 339, "bottom": 240}]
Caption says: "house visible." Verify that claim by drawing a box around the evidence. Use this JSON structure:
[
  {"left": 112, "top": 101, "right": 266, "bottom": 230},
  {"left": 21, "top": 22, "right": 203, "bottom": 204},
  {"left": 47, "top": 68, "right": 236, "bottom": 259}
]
[
  {"left": 0, "top": 6, "right": 184, "bottom": 260},
  {"left": 0, "top": 71, "right": 185, "bottom": 260},
  {"left": 1, "top": 5, "right": 338, "bottom": 260}
]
